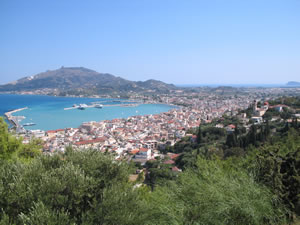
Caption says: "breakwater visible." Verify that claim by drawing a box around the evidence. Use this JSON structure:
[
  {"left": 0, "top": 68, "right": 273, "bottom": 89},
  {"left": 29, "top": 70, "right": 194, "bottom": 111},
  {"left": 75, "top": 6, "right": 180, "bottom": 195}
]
[
  {"left": 64, "top": 103, "right": 139, "bottom": 110},
  {"left": 4, "top": 107, "right": 28, "bottom": 133}
]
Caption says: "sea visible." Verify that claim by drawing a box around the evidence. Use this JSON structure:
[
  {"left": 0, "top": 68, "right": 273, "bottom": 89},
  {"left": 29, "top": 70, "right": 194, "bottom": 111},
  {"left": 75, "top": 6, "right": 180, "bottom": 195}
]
[{"left": 0, "top": 94, "right": 176, "bottom": 131}]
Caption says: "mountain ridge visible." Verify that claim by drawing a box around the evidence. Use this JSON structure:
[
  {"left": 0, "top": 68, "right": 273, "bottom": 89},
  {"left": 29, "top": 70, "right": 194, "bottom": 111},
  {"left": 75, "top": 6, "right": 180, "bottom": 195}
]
[
  {"left": 286, "top": 81, "right": 300, "bottom": 86},
  {"left": 0, "top": 67, "right": 177, "bottom": 96}
]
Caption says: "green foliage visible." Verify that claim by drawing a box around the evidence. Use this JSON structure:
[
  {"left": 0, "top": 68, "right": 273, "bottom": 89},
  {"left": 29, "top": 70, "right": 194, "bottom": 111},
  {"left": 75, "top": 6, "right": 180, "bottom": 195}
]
[
  {"left": 269, "top": 96, "right": 300, "bottom": 108},
  {"left": 226, "top": 132, "right": 238, "bottom": 148},
  {"left": 81, "top": 184, "right": 148, "bottom": 225},
  {"left": 0, "top": 117, "right": 22, "bottom": 160},
  {"left": 196, "top": 126, "right": 203, "bottom": 144},
  {"left": 149, "top": 158, "right": 287, "bottom": 225},
  {"left": 19, "top": 201, "right": 74, "bottom": 225},
  {"left": 0, "top": 211, "right": 13, "bottom": 225},
  {"left": 253, "top": 139, "right": 300, "bottom": 218},
  {"left": 0, "top": 149, "right": 134, "bottom": 225},
  {"left": 0, "top": 117, "right": 41, "bottom": 161}
]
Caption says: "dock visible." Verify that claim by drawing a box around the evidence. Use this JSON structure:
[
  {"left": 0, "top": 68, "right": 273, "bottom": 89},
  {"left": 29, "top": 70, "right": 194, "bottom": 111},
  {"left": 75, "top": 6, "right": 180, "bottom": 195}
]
[
  {"left": 4, "top": 107, "right": 28, "bottom": 133},
  {"left": 64, "top": 103, "right": 139, "bottom": 110}
]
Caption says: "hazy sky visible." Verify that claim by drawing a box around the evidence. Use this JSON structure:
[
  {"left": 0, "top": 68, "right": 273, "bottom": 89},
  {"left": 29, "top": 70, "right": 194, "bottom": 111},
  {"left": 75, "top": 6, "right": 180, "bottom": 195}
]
[{"left": 1, "top": 0, "right": 299, "bottom": 85}]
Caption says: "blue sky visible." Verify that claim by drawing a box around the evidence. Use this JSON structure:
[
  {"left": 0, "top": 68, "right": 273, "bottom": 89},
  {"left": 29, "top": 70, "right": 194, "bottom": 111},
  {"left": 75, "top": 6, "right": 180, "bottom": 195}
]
[{"left": 0, "top": 0, "right": 299, "bottom": 85}]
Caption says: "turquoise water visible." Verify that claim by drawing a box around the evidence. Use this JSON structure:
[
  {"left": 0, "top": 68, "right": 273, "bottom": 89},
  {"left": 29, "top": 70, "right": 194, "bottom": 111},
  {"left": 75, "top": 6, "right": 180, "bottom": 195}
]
[{"left": 0, "top": 94, "right": 175, "bottom": 131}]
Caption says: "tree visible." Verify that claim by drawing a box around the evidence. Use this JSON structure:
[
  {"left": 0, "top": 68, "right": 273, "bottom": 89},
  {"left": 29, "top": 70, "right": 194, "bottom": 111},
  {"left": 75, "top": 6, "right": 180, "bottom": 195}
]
[
  {"left": 255, "top": 145, "right": 300, "bottom": 219},
  {"left": 0, "top": 117, "right": 41, "bottom": 161},
  {"left": 226, "top": 133, "right": 237, "bottom": 148},
  {"left": 196, "top": 126, "right": 203, "bottom": 144},
  {"left": 0, "top": 149, "right": 137, "bottom": 224},
  {"left": 249, "top": 125, "right": 257, "bottom": 146},
  {"left": 148, "top": 157, "right": 288, "bottom": 225}
]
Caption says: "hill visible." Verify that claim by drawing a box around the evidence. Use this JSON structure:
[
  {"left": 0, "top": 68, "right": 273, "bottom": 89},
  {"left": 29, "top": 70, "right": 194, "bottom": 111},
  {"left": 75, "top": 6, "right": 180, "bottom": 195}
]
[
  {"left": 0, "top": 67, "right": 177, "bottom": 96},
  {"left": 287, "top": 81, "right": 300, "bottom": 86}
]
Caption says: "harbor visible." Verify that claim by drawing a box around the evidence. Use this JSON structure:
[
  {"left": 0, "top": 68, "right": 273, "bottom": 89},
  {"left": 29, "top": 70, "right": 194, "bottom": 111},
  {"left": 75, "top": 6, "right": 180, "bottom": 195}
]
[
  {"left": 64, "top": 103, "right": 140, "bottom": 110},
  {"left": 0, "top": 94, "right": 174, "bottom": 131},
  {"left": 4, "top": 107, "right": 28, "bottom": 133}
]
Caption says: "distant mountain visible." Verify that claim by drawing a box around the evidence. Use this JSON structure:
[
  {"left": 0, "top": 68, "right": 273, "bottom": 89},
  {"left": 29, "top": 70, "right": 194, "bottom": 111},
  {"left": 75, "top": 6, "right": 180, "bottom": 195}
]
[
  {"left": 0, "top": 67, "right": 177, "bottom": 96},
  {"left": 286, "top": 81, "right": 300, "bottom": 86}
]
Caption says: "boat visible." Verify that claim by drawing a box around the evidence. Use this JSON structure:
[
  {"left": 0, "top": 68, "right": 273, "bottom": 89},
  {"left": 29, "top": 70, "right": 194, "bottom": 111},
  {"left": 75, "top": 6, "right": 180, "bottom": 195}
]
[
  {"left": 94, "top": 104, "right": 103, "bottom": 108},
  {"left": 23, "top": 122, "right": 36, "bottom": 126},
  {"left": 78, "top": 104, "right": 88, "bottom": 110}
]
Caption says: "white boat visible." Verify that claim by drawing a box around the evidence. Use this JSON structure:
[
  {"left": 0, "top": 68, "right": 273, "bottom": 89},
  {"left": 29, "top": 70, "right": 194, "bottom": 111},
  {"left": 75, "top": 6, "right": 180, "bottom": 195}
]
[
  {"left": 23, "top": 122, "right": 36, "bottom": 126},
  {"left": 78, "top": 104, "right": 88, "bottom": 110},
  {"left": 94, "top": 104, "right": 103, "bottom": 108}
]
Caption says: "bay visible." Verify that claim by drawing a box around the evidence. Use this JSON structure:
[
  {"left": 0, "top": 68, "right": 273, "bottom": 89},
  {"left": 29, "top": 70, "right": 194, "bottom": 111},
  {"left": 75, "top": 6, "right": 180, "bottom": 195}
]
[{"left": 0, "top": 94, "right": 175, "bottom": 131}]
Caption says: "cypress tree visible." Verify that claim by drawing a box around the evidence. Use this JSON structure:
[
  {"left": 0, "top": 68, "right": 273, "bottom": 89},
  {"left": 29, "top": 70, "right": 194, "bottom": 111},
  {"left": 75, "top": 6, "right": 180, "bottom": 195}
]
[
  {"left": 283, "top": 122, "right": 289, "bottom": 133},
  {"left": 196, "top": 126, "right": 203, "bottom": 144},
  {"left": 249, "top": 125, "right": 257, "bottom": 146},
  {"left": 265, "top": 119, "right": 270, "bottom": 136},
  {"left": 226, "top": 133, "right": 237, "bottom": 148}
]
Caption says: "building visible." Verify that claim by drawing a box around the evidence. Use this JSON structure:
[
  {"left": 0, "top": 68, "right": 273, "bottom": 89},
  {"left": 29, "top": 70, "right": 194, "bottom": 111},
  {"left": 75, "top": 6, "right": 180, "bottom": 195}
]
[{"left": 135, "top": 148, "right": 152, "bottom": 160}]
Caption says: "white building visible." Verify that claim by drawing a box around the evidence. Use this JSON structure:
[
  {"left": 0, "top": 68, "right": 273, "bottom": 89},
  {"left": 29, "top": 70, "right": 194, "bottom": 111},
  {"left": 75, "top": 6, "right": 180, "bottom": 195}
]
[{"left": 135, "top": 148, "right": 152, "bottom": 160}]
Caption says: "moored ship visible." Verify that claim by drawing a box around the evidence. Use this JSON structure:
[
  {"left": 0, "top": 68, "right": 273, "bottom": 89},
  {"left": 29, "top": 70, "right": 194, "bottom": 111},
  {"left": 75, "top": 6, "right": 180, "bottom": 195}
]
[
  {"left": 78, "top": 104, "right": 88, "bottom": 110},
  {"left": 94, "top": 104, "right": 103, "bottom": 108}
]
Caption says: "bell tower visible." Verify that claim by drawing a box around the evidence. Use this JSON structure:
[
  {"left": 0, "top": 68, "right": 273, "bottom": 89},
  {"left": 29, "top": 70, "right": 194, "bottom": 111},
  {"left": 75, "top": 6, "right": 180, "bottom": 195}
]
[{"left": 253, "top": 100, "right": 257, "bottom": 113}]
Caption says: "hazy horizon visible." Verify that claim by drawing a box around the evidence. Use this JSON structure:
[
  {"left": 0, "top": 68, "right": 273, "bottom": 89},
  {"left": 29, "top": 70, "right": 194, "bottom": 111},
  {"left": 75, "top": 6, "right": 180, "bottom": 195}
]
[{"left": 1, "top": 0, "right": 300, "bottom": 85}]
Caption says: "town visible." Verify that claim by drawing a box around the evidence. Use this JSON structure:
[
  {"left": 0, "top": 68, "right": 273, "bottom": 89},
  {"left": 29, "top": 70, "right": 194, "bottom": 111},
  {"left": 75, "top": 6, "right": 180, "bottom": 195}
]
[{"left": 12, "top": 86, "right": 299, "bottom": 165}]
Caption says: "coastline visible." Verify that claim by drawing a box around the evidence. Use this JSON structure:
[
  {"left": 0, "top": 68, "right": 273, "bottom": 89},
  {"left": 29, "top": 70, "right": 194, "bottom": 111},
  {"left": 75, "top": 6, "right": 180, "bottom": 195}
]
[
  {"left": 2, "top": 95, "right": 177, "bottom": 132},
  {"left": 36, "top": 104, "right": 178, "bottom": 132}
]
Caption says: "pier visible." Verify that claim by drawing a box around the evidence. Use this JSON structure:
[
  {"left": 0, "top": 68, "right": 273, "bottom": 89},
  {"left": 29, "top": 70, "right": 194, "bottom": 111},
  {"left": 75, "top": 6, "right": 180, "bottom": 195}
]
[
  {"left": 4, "top": 107, "right": 28, "bottom": 133},
  {"left": 64, "top": 103, "right": 139, "bottom": 110}
]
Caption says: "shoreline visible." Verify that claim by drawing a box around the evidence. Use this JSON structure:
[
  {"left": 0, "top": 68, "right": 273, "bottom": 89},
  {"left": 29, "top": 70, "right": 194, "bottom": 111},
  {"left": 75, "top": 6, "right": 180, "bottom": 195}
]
[
  {"left": 3, "top": 102, "right": 177, "bottom": 133},
  {"left": 46, "top": 104, "right": 178, "bottom": 132}
]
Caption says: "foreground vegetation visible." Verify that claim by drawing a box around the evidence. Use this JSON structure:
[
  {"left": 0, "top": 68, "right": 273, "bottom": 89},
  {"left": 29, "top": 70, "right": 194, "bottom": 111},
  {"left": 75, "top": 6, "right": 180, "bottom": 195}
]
[
  {"left": 0, "top": 149, "right": 289, "bottom": 224},
  {"left": 0, "top": 97, "right": 299, "bottom": 224}
]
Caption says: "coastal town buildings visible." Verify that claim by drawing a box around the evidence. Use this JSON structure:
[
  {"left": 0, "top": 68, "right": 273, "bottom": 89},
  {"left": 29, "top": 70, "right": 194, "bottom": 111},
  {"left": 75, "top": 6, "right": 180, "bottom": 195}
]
[{"left": 7, "top": 86, "right": 299, "bottom": 162}]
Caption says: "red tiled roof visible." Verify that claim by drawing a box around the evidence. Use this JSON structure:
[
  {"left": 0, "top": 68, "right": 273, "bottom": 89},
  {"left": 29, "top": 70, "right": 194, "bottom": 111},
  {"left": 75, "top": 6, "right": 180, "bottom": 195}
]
[
  {"left": 270, "top": 104, "right": 289, "bottom": 108},
  {"left": 172, "top": 166, "right": 180, "bottom": 172},
  {"left": 171, "top": 153, "right": 181, "bottom": 160},
  {"left": 164, "top": 160, "right": 175, "bottom": 165},
  {"left": 130, "top": 149, "right": 140, "bottom": 155},
  {"left": 139, "top": 148, "right": 149, "bottom": 152},
  {"left": 47, "top": 130, "right": 56, "bottom": 133},
  {"left": 75, "top": 137, "right": 107, "bottom": 146}
]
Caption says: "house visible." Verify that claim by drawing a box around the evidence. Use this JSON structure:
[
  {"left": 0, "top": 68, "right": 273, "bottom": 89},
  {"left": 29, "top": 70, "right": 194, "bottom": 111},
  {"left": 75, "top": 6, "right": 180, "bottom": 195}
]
[
  {"left": 225, "top": 124, "right": 236, "bottom": 133},
  {"left": 269, "top": 104, "right": 289, "bottom": 112},
  {"left": 74, "top": 137, "right": 107, "bottom": 149},
  {"left": 164, "top": 160, "right": 175, "bottom": 165},
  {"left": 253, "top": 100, "right": 267, "bottom": 117},
  {"left": 215, "top": 124, "right": 224, "bottom": 128},
  {"left": 135, "top": 148, "right": 152, "bottom": 160},
  {"left": 172, "top": 166, "right": 182, "bottom": 172},
  {"left": 251, "top": 117, "right": 263, "bottom": 124}
]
